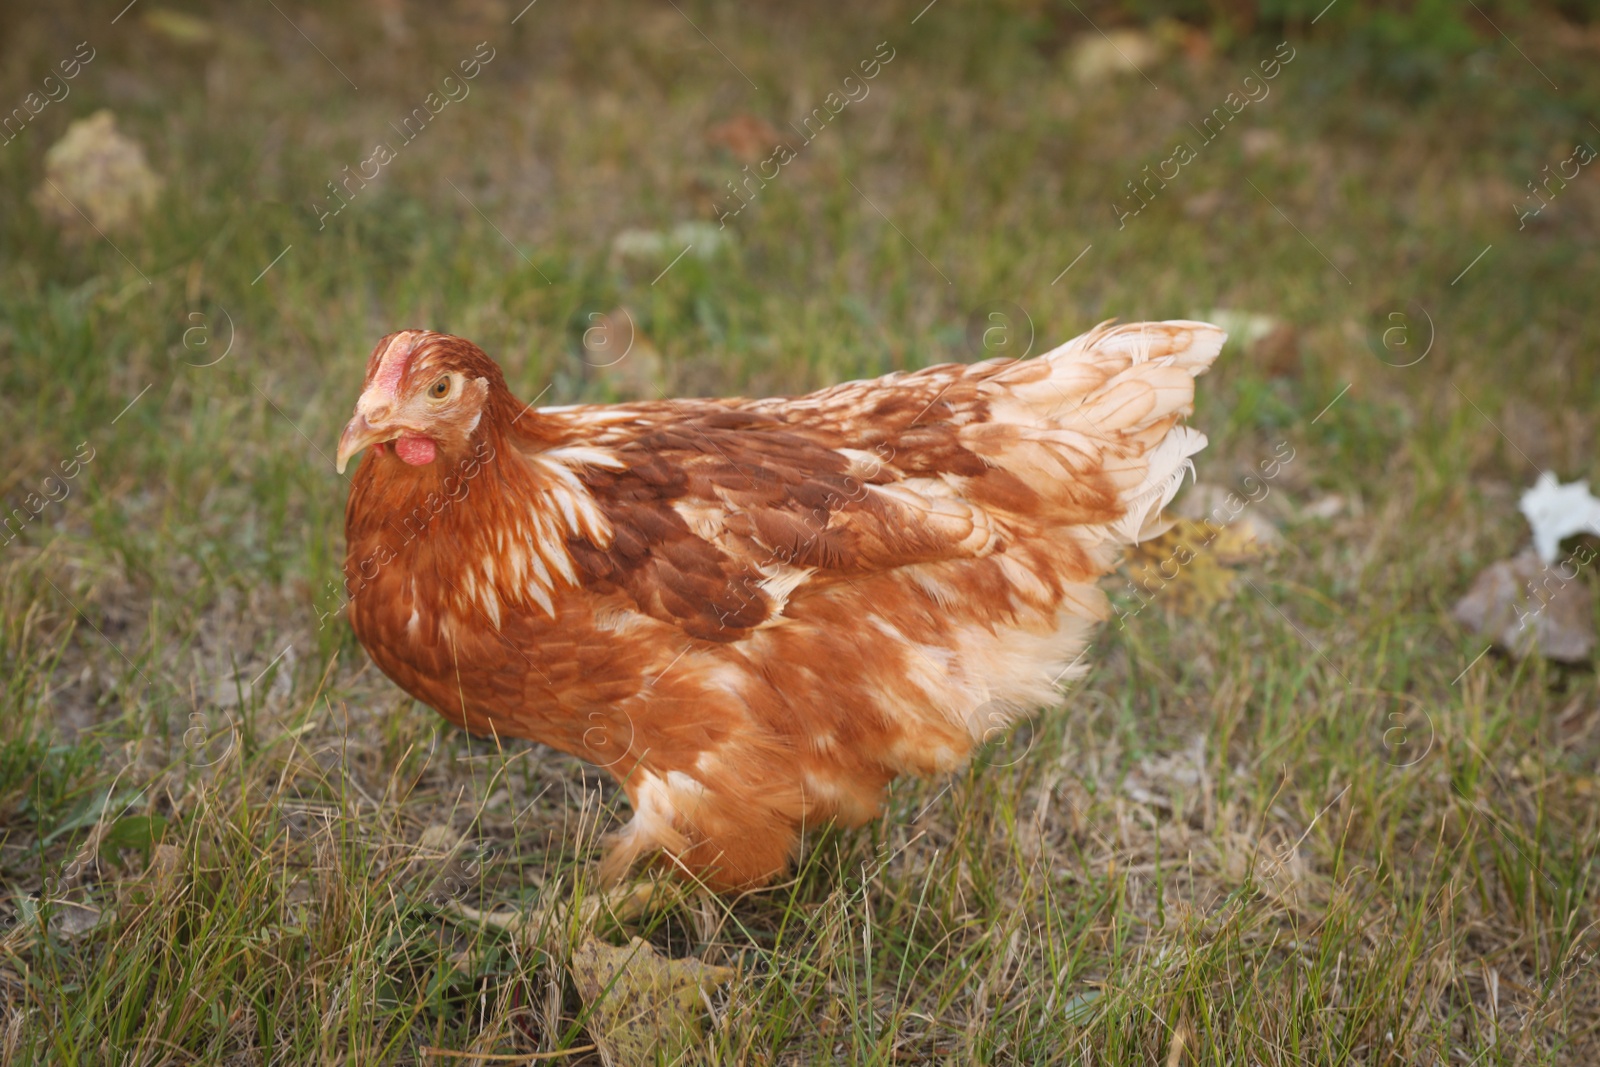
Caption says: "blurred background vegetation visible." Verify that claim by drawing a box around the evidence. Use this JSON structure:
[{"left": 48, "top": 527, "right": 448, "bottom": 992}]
[{"left": 1, "top": 0, "right": 1599, "bottom": 1063}]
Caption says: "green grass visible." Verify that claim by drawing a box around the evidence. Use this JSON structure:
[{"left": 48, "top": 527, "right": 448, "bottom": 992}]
[{"left": 2, "top": 0, "right": 1600, "bottom": 1062}]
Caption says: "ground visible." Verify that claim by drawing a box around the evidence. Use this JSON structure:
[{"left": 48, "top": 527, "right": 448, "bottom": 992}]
[{"left": 1, "top": 0, "right": 1599, "bottom": 1063}]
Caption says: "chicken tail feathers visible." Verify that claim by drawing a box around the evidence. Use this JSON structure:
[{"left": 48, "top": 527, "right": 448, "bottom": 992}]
[
  {"left": 1064, "top": 320, "right": 1223, "bottom": 544},
  {"left": 966, "top": 318, "right": 1224, "bottom": 550}
]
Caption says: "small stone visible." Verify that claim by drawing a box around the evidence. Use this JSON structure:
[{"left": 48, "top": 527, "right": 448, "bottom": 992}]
[{"left": 1452, "top": 548, "right": 1595, "bottom": 664}]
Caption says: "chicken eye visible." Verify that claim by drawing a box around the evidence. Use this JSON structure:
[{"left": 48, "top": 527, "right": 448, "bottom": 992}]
[{"left": 428, "top": 377, "right": 451, "bottom": 399}]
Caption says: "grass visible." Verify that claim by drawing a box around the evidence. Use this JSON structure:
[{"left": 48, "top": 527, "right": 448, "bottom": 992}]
[{"left": 2, "top": 0, "right": 1600, "bottom": 1062}]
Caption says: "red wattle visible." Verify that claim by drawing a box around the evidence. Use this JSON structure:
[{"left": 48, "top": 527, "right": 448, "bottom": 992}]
[{"left": 395, "top": 435, "right": 437, "bottom": 466}]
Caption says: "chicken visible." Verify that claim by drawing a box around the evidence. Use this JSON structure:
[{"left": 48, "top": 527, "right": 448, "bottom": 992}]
[{"left": 336, "top": 321, "right": 1223, "bottom": 891}]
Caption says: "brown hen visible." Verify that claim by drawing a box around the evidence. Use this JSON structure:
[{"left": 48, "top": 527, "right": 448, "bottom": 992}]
[{"left": 336, "top": 321, "right": 1222, "bottom": 890}]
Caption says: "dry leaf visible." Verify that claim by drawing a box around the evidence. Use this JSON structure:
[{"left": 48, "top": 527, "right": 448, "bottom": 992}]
[
  {"left": 1252, "top": 321, "right": 1301, "bottom": 378},
  {"left": 1452, "top": 548, "right": 1595, "bottom": 663},
  {"left": 142, "top": 8, "right": 217, "bottom": 46},
  {"left": 1124, "top": 516, "right": 1273, "bottom": 617},
  {"left": 610, "top": 221, "right": 731, "bottom": 266},
  {"left": 55, "top": 901, "right": 109, "bottom": 938},
  {"left": 1241, "top": 128, "right": 1285, "bottom": 160},
  {"left": 33, "top": 110, "right": 163, "bottom": 239},
  {"left": 15, "top": 897, "right": 113, "bottom": 941},
  {"left": 571, "top": 936, "right": 736, "bottom": 1067},
  {"left": 1300, "top": 494, "right": 1346, "bottom": 521},
  {"left": 705, "top": 114, "right": 788, "bottom": 164},
  {"left": 1059, "top": 989, "right": 1102, "bottom": 1025},
  {"left": 1065, "top": 30, "right": 1161, "bottom": 85}
]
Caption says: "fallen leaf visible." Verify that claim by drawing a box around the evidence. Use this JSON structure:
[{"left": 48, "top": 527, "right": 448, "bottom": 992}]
[
  {"left": 1452, "top": 548, "right": 1595, "bottom": 663},
  {"left": 610, "top": 221, "right": 731, "bottom": 267},
  {"left": 1252, "top": 321, "right": 1301, "bottom": 378},
  {"left": 570, "top": 936, "right": 736, "bottom": 1067},
  {"left": 16, "top": 896, "right": 112, "bottom": 941},
  {"left": 1123, "top": 517, "right": 1273, "bottom": 617},
  {"left": 1519, "top": 473, "right": 1600, "bottom": 565},
  {"left": 32, "top": 110, "right": 163, "bottom": 239},
  {"left": 1167, "top": 1019, "right": 1194, "bottom": 1067},
  {"left": 1065, "top": 30, "right": 1162, "bottom": 86},
  {"left": 706, "top": 114, "right": 788, "bottom": 164},
  {"left": 1059, "top": 989, "right": 1103, "bottom": 1025},
  {"left": 1241, "top": 128, "right": 1284, "bottom": 160},
  {"left": 418, "top": 824, "right": 461, "bottom": 854},
  {"left": 1299, "top": 494, "right": 1346, "bottom": 521},
  {"left": 142, "top": 8, "right": 217, "bottom": 45},
  {"left": 56, "top": 901, "right": 110, "bottom": 938},
  {"left": 450, "top": 878, "right": 686, "bottom": 947}
]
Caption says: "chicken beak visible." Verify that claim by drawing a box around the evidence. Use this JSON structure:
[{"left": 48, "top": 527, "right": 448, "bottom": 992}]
[{"left": 336, "top": 413, "right": 392, "bottom": 474}]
